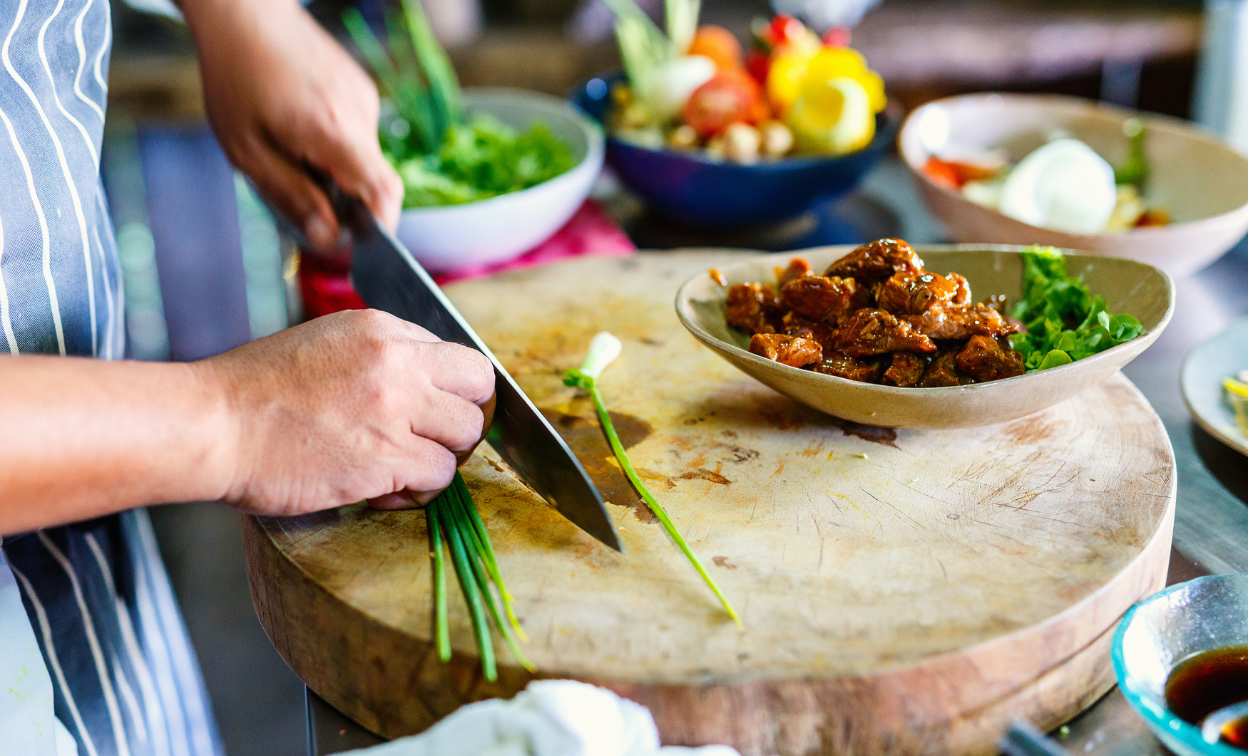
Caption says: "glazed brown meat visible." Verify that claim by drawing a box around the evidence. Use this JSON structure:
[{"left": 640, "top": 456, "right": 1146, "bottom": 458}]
[
  {"left": 782, "top": 313, "right": 837, "bottom": 350},
  {"left": 726, "top": 283, "right": 779, "bottom": 334},
  {"left": 825, "top": 238, "right": 923, "bottom": 283},
  {"left": 831, "top": 309, "right": 936, "bottom": 357},
  {"left": 781, "top": 275, "right": 870, "bottom": 321},
  {"left": 749, "top": 333, "right": 823, "bottom": 367},
  {"left": 776, "top": 258, "right": 813, "bottom": 288},
  {"left": 876, "top": 271, "right": 962, "bottom": 315},
  {"left": 814, "top": 352, "right": 881, "bottom": 383},
  {"left": 955, "top": 336, "right": 1025, "bottom": 382},
  {"left": 723, "top": 238, "right": 1028, "bottom": 387},
  {"left": 907, "top": 303, "right": 1020, "bottom": 341},
  {"left": 881, "top": 352, "right": 927, "bottom": 387},
  {"left": 917, "top": 352, "right": 964, "bottom": 387}
]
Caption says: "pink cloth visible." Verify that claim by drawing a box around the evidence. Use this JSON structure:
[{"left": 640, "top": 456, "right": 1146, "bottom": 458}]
[{"left": 299, "top": 200, "right": 635, "bottom": 319}]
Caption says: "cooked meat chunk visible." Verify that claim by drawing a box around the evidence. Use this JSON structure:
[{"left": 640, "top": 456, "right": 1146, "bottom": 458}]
[
  {"left": 955, "top": 336, "right": 1025, "bottom": 382},
  {"left": 824, "top": 238, "right": 923, "bottom": 283},
  {"left": 776, "top": 258, "right": 813, "bottom": 288},
  {"left": 881, "top": 352, "right": 927, "bottom": 387},
  {"left": 907, "top": 303, "right": 1021, "bottom": 340},
  {"left": 814, "top": 352, "right": 881, "bottom": 382},
  {"left": 950, "top": 273, "right": 972, "bottom": 306},
  {"left": 830, "top": 309, "right": 937, "bottom": 357},
  {"left": 782, "top": 313, "right": 837, "bottom": 350},
  {"left": 749, "top": 333, "right": 823, "bottom": 368},
  {"left": 726, "top": 283, "right": 780, "bottom": 335},
  {"left": 781, "top": 275, "right": 869, "bottom": 321},
  {"left": 877, "top": 271, "right": 962, "bottom": 315},
  {"left": 917, "top": 352, "right": 966, "bottom": 388}
]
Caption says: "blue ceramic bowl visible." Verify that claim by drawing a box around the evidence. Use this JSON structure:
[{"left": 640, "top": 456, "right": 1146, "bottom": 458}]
[
  {"left": 1113, "top": 574, "right": 1248, "bottom": 756},
  {"left": 571, "top": 74, "right": 900, "bottom": 229}
]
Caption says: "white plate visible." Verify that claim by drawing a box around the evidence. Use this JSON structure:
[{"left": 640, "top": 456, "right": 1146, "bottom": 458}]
[{"left": 1182, "top": 317, "right": 1248, "bottom": 457}]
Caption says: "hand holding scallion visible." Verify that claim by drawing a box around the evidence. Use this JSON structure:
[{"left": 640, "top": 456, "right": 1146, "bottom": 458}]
[{"left": 564, "top": 332, "right": 742, "bottom": 626}]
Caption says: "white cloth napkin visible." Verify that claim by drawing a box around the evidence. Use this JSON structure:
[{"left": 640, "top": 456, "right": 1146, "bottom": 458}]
[{"left": 342, "top": 680, "right": 738, "bottom": 756}]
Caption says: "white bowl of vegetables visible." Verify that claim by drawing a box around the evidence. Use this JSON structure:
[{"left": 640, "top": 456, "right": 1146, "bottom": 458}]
[
  {"left": 390, "top": 89, "right": 603, "bottom": 272},
  {"left": 346, "top": 8, "right": 604, "bottom": 273}
]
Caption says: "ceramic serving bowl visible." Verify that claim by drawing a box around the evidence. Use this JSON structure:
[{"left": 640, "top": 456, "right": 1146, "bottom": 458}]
[
  {"left": 1113, "top": 574, "right": 1248, "bottom": 756},
  {"left": 899, "top": 94, "right": 1248, "bottom": 279},
  {"left": 572, "top": 74, "right": 900, "bottom": 229},
  {"left": 675, "top": 244, "right": 1173, "bottom": 429},
  {"left": 1182, "top": 317, "right": 1248, "bottom": 458},
  {"left": 395, "top": 88, "right": 604, "bottom": 273}
]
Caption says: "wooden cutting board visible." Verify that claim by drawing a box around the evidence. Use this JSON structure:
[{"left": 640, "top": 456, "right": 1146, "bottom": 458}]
[{"left": 244, "top": 251, "right": 1176, "bottom": 756}]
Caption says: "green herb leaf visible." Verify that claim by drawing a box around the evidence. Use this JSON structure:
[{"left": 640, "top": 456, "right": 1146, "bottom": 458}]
[{"left": 1009, "top": 246, "right": 1144, "bottom": 372}]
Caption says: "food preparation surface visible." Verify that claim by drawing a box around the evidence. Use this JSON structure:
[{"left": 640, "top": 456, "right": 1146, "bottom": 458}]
[{"left": 245, "top": 252, "right": 1176, "bottom": 755}]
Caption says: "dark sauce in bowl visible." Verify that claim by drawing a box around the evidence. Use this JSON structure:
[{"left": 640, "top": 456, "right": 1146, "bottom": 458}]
[{"left": 1165, "top": 645, "right": 1248, "bottom": 749}]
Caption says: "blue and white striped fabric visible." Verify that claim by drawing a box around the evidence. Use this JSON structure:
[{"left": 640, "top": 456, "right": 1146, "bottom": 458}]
[{"left": 1, "top": 1, "right": 224, "bottom": 754}]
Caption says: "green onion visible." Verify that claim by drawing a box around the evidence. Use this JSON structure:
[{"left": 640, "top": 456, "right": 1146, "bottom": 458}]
[
  {"left": 424, "top": 472, "right": 531, "bottom": 680},
  {"left": 342, "top": 1, "right": 461, "bottom": 154},
  {"left": 426, "top": 505, "right": 450, "bottom": 661},
  {"left": 564, "top": 333, "right": 742, "bottom": 627}
]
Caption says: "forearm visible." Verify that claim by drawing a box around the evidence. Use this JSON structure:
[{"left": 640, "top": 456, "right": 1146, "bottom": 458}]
[{"left": 0, "top": 356, "right": 234, "bottom": 535}]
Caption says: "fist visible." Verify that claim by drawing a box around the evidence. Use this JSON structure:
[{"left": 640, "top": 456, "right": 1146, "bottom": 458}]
[{"left": 197, "top": 310, "right": 495, "bottom": 516}]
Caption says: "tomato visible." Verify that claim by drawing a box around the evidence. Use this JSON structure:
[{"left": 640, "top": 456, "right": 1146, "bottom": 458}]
[
  {"left": 922, "top": 157, "right": 963, "bottom": 189},
  {"left": 822, "top": 27, "right": 852, "bottom": 48},
  {"left": 769, "top": 14, "right": 808, "bottom": 47},
  {"left": 687, "top": 25, "right": 744, "bottom": 71},
  {"left": 682, "top": 70, "right": 765, "bottom": 138},
  {"left": 746, "top": 48, "right": 771, "bottom": 85}
]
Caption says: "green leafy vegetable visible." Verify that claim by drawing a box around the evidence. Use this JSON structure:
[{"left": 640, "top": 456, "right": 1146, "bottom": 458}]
[
  {"left": 344, "top": 2, "right": 574, "bottom": 209},
  {"left": 1009, "top": 246, "right": 1144, "bottom": 371},
  {"left": 393, "top": 117, "right": 574, "bottom": 208},
  {"left": 425, "top": 472, "right": 534, "bottom": 681},
  {"left": 564, "top": 333, "right": 742, "bottom": 627}
]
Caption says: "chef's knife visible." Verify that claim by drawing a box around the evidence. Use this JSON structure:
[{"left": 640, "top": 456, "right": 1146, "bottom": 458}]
[{"left": 340, "top": 200, "right": 623, "bottom": 552}]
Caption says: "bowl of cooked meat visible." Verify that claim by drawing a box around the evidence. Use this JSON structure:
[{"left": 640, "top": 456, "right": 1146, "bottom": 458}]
[{"left": 675, "top": 238, "right": 1174, "bottom": 428}]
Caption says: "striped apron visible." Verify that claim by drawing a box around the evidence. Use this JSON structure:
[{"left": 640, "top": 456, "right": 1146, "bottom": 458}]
[{"left": 0, "top": 1, "right": 225, "bottom": 754}]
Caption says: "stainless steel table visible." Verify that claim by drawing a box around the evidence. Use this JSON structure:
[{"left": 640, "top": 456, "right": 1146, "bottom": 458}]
[{"left": 305, "top": 159, "right": 1248, "bottom": 755}]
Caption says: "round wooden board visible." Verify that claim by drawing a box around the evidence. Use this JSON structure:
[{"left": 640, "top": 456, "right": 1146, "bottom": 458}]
[{"left": 244, "top": 251, "right": 1176, "bottom": 755}]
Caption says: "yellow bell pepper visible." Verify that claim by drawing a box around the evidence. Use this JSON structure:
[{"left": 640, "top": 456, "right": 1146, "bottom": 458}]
[
  {"left": 766, "top": 46, "right": 886, "bottom": 116},
  {"left": 787, "top": 76, "right": 875, "bottom": 156}
]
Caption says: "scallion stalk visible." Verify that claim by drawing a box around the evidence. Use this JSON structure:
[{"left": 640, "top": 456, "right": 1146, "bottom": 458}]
[
  {"left": 422, "top": 472, "right": 530, "bottom": 680},
  {"left": 426, "top": 505, "right": 450, "bottom": 661},
  {"left": 564, "top": 333, "right": 742, "bottom": 626},
  {"left": 440, "top": 499, "right": 497, "bottom": 681}
]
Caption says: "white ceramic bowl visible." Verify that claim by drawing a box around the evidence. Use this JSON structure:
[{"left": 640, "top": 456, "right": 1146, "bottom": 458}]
[
  {"left": 899, "top": 94, "right": 1248, "bottom": 279},
  {"left": 395, "top": 88, "right": 605, "bottom": 273}
]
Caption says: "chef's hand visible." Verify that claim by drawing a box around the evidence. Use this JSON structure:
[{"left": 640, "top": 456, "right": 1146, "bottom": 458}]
[
  {"left": 181, "top": 0, "right": 403, "bottom": 252},
  {"left": 196, "top": 310, "right": 495, "bottom": 516}
]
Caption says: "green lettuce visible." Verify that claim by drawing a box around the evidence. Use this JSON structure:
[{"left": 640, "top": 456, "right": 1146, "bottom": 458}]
[
  {"left": 1010, "top": 246, "right": 1144, "bottom": 371},
  {"left": 392, "top": 116, "right": 574, "bottom": 209}
]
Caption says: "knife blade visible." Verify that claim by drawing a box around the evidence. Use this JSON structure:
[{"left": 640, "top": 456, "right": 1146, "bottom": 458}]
[{"left": 341, "top": 201, "right": 622, "bottom": 552}]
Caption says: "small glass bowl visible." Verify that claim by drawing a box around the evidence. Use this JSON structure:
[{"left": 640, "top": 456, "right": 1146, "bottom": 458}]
[{"left": 1113, "top": 574, "right": 1248, "bottom": 756}]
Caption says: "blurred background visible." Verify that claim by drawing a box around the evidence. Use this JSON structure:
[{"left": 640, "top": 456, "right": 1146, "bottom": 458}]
[{"left": 103, "top": 0, "right": 1224, "bottom": 753}]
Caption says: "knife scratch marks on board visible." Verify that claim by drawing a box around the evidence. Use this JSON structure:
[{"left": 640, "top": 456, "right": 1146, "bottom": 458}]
[{"left": 862, "top": 488, "right": 926, "bottom": 531}]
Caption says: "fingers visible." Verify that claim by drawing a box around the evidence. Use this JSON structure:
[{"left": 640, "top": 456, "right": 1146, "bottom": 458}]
[
  {"left": 410, "top": 390, "right": 485, "bottom": 455},
  {"left": 369, "top": 435, "right": 458, "bottom": 510},
  {"left": 268, "top": 86, "right": 404, "bottom": 234},
  {"left": 424, "top": 343, "right": 496, "bottom": 406},
  {"left": 238, "top": 136, "right": 341, "bottom": 252},
  {"left": 456, "top": 392, "right": 496, "bottom": 466}
]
